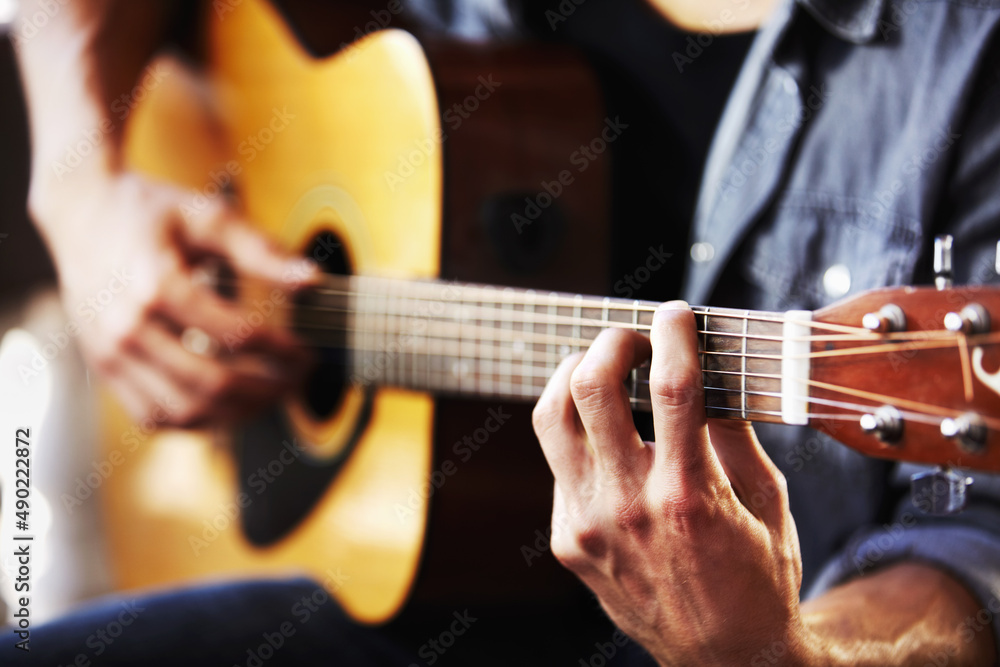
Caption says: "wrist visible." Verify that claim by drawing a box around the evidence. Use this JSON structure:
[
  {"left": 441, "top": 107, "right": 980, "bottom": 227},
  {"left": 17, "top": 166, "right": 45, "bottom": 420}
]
[{"left": 27, "top": 160, "right": 125, "bottom": 271}]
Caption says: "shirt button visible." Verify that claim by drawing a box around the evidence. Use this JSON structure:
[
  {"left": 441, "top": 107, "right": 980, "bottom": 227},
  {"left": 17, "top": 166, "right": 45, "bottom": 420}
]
[
  {"left": 690, "top": 242, "right": 715, "bottom": 263},
  {"left": 823, "top": 264, "right": 852, "bottom": 298}
]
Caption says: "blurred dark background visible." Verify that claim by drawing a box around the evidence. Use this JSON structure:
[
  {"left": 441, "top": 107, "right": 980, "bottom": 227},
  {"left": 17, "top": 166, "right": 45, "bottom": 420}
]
[{"left": 0, "top": 32, "right": 55, "bottom": 311}]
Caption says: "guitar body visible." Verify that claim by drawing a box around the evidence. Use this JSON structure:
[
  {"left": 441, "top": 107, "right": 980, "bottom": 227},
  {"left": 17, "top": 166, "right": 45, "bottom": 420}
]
[{"left": 103, "top": 0, "right": 610, "bottom": 623}]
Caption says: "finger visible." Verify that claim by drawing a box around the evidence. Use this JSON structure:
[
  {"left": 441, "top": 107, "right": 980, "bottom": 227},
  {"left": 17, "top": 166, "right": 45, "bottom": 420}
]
[
  {"left": 181, "top": 204, "right": 318, "bottom": 288},
  {"left": 136, "top": 324, "right": 291, "bottom": 409},
  {"left": 156, "top": 273, "right": 307, "bottom": 366},
  {"left": 708, "top": 419, "right": 789, "bottom": 527},
  {"left": 569, "top": 328, "right": 652, "bottom": 485},
  {"left": 533, "top": 352, "right": 592, "bottom": 491},
  {"left": 114, "top": 354, "right": 195, "bottom": 426},
  {"left": 649, "top": 301, "right": 729, "bottom": 495}
]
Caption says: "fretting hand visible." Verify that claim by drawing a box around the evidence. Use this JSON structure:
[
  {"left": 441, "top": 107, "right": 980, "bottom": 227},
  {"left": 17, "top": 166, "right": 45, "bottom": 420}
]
[{"left": 532, "top": 300, "right": 809, "bottom": 665}]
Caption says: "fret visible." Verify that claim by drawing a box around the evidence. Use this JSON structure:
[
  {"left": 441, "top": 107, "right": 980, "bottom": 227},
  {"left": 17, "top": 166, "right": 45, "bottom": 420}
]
[
  {"left": 410, "top": 286, "right": 421, "bottom": 390},
  {"left": 479, "top": 289, "right": 493, "bottom": 396},
  {"left": 456, "top": 295, "right": 471, "bottom": 394},
  {"left": 631, "top": 300, "right": 640, "bottom": 400},
  {"left": 548, "top": 292, "right": 558, "bottom": 382},
  {"left": 523, "top": 290, "right": 536, "bottom": 398},
  {"left": 501, "top": 287, "right": 513, "bottom": 397},
  {"left": 701, "top": 307, "right": 785, "bottom": 423},
  {"left": 391, "top": 279, "right": 401, "bottom": 387},
  {"left": 741, "top": 310, "right": 749, "bottom": 420},
  {"left": 572, "top": 295, "right": 582, "bottom": 356}
]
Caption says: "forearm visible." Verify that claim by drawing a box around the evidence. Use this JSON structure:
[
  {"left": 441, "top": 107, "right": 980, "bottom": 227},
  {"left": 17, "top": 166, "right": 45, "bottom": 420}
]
[
  {"left": 15, "top": 0, "right": 179, "bottom": 224},
  {"left": 798, "top": 562, "right": 996, "bottom": 666}
]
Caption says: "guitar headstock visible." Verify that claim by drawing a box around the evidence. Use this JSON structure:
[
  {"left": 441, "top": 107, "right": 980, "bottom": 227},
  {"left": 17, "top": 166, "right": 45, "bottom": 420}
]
[{"left": 809, "top": 285, "right": 1000, "bottom": 473}]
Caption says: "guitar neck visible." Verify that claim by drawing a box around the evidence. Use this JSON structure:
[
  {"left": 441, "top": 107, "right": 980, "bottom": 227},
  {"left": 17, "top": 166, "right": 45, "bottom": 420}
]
[{"left": 294, "top": 275, "right": 810, "bottom": 427}]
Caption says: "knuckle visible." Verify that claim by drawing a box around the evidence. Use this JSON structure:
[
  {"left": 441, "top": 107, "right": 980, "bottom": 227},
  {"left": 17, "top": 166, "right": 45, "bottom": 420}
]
[
  {"left": 200, "top": 368, "right": 234, "bottom": 398},
  {"left": 105, "top": 314, "right": 143, "bottom": 356},
  {"left": 648, "top": 367, "right": 702, "bottom": 407},
  {"left": 550, "top": 531, "right": 588, "bottom": 571},
  {"left": 572, "top": 521, "right": 608, "bottom": 559},
  {"left": 170, "top": 402, "right": 206, "bottom": 429},
  {"left": 611, "top": 497, "right": 651, "bottom": 535},
  {"left": 652, "top": 487, "right": 715, "bottom": 533},
  {"left": 531, "top": 399, "right": 556, "bottom": 438},
  {"left": 531, "top": 395, "right": 569, "bottom": 440},
  {"left": 569, "top": 364, "right": 614, "bottom": 410}
]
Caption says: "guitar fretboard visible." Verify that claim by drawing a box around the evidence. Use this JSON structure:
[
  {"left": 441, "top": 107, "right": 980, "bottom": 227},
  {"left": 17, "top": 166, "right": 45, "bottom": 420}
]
[{"left": 293, "top": 276, "right": 794, "bottom": 424}]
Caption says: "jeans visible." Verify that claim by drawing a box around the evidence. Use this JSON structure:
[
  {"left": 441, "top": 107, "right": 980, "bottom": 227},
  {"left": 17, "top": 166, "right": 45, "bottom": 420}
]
[{"left": 1, "top": 578, "right": 658, "bottom": 666}]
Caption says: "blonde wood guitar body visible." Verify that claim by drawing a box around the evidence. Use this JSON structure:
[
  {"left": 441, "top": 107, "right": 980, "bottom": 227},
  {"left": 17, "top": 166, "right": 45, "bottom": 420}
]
[{"left": 101, "top": 0, "right": 610, "bottom": 623}]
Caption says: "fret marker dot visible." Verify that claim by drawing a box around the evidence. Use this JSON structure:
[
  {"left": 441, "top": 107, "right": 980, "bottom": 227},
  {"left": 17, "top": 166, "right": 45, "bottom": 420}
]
[
  {"left": 559, "top": 344, "right": 571, "bottom": 357},
  {"left": 512, "top": 340, "right": 525, "bottom": 355},
  {"left": 451, "top": 360, "right": 469, "bottom": 378}
]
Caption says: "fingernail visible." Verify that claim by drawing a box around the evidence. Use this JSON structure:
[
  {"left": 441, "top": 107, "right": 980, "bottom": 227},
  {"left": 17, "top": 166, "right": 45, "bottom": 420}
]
[{"left": 658, "top": 300, "right": 690, "bottom": 312}]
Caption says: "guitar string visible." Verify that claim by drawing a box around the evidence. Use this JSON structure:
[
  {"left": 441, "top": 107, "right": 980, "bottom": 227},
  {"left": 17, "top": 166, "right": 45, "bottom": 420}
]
[
  {"left": 287, "top": 279, "right": 978, "bottom": 344},
  {"left": 293, "top": 299, "right": 958, "bottom": 345},
  {"left": 305, "top": 279, "right": 872, "bottom": 335},
  {"left": 289, "top": 315, "right": 996, "bottom": 363},
  {"left": 213, "top": 274, "right": 882, "bottom": 336},
  {"left": 336, "top": 351, "right": 980, "bottom": 427},
  {"left": 311, "top": 334, "right": 1000, "bottom": 428}
]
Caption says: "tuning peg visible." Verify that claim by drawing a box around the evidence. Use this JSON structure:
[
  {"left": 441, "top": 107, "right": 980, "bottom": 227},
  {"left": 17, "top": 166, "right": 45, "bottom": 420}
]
[
  {"left": 910, "top": 467, "right": 972, "bottom": 515},
  {"left": 995, "top": 240, "right": 1000, "bottom": 276},
  {"left": 859, "top": 405, "right": 903, "bottom": 442},
  {"left": 941, "top": 412, "right": 988, "bottom": 454},
  {"left": 934, "top": 235, "right": 953, "bottom": 290},
  {"left": 862, "top": 304, "right": 906, "bottom": 333},
  {"left": 943, "top": 304, "right": 990, "bottom": 335}
]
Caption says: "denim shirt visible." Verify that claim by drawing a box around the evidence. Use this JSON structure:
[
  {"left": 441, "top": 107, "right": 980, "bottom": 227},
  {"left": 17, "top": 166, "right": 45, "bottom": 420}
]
[{"left": 687, "top": 0, "right": 1000, "bottom": 647}]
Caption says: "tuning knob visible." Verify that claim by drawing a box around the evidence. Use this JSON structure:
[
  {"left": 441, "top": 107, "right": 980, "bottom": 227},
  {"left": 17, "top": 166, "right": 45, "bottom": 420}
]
[
  {"left": 910, "top": 467, "right": 972, "bottom": 515},
  {"left": 943, "top": 304, "right": 990, "bottom": 335},
  {"left": 941, "top": 412, "right": 988, "bottom": 454},
  {"left": 862, "top": 304, "right": 906, "bottom": 333},
  {"left": 859, "top": 405, "right": 903, "bottom": 443}
]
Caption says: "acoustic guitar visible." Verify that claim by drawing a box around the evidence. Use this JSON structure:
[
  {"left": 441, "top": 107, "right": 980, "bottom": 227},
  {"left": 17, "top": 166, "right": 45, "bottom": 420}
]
[{"left": 103, "top": 0, "right": 1000, "bottom": 624}]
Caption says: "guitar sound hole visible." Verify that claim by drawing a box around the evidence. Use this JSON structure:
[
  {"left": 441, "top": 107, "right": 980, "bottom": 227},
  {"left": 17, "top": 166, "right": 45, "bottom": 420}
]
[{"left": 298, "top": 230, "right": 351, "bottom": 419}]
